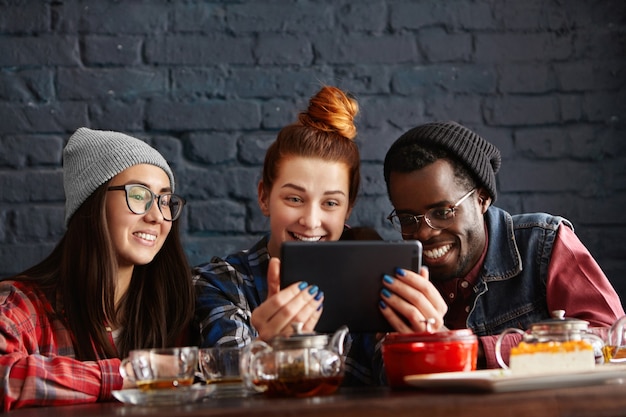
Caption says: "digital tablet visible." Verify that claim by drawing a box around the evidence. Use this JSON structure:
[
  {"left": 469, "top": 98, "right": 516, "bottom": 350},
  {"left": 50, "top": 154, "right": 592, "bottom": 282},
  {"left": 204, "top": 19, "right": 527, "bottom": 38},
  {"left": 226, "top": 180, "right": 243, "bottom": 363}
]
[{"left": 280, "top": 240, "right": 422, "bottom": 333}]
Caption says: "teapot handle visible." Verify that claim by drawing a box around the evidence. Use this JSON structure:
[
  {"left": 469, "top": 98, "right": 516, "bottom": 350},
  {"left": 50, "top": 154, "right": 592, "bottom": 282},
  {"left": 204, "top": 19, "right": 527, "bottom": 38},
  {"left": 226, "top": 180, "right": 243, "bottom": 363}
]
[
  {"left": 119, "top": 357, "right": 137, "bottom": 383},
  {"left": 495, "top": 328, "right": 525, "bottom": 369},
  {"left": 609, "top": 315, "right": 626, "bottom": 347},
  {"left": 581, "top": 332, "right": 607, "bottom": 364},
  {"left": 240, "top": 340, "right": 272, "bottom": 393},
  {"left": 329, "top": 325, "right": 349, "bottom": 355}
]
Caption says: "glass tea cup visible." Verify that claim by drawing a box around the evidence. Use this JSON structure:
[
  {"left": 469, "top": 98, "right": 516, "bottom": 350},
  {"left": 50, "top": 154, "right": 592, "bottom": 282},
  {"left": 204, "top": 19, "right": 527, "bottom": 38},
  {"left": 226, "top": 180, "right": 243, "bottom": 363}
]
[
  {"left": 199, "top": 347, "right": 250, "bottom": 397},
  {"left": 119, "top": 346, "right": 199, "bottom": 391},
  {"left": 589, "top": 319, "right": 626, "bottom": 363}
]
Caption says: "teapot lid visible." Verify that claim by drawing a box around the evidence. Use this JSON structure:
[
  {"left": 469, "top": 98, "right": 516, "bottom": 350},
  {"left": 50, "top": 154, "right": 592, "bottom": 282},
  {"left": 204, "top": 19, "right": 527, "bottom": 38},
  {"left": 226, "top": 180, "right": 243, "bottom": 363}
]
[
  {"left": 530, "top": 310, "right": 590, "bottom": 333},
  {"left": 270, "top": 322, "right": 330, "bottom": 349}
]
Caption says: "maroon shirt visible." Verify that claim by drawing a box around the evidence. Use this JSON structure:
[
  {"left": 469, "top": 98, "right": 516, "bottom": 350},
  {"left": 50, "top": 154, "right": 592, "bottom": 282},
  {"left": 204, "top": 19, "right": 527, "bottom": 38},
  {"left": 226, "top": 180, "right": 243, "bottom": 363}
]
[{"left": 438, "top": 224, "right": 624, "bottom": 368}]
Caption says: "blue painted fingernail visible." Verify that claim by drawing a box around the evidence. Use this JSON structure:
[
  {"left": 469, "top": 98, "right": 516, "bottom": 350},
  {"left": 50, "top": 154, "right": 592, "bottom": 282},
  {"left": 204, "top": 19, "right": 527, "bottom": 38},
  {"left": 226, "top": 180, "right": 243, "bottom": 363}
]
[
  {"left": 395, "top": 268, "right": 406, "bottom": 277},
  {"left": 308, "top": 285, "right": 319, "bottom": 295},
  {"left": 298, "top": 281, "right": 308, "bottom": 290},
  {"left": 315, "top": 290, "right": 324, "bottom": 301},
  {"left": 317, "top": 303, "right": 323, "bottom": 311},
  {"left": 381, "top": 288, "right": 392, "bottom": 298},
  {"left": 379, "top": 300, "right": 387, "bottom": 309},
  {"left": 383, "top": 274, "right": 394, "bottom": 284}
]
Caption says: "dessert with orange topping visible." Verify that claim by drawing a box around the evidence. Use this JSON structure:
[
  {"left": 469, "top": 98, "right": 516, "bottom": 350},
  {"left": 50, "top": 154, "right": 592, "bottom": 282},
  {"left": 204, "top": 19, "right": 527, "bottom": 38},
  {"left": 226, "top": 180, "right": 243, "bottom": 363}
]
[{"left": 508, "top": 340, "right": 595, "bottom": 374}]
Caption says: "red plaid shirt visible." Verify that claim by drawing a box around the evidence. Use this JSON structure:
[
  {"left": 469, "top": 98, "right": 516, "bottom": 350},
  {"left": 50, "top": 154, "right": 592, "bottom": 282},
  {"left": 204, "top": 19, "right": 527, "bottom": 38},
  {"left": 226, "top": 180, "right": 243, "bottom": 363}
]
[{"left": 0, "top": 280, "right": 123, "bottom": 411}]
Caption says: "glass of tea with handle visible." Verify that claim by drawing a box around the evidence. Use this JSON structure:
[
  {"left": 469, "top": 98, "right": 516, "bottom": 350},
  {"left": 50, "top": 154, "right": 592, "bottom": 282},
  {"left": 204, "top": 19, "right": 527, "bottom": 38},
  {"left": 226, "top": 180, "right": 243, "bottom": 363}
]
[
  {"left": 602, "top": 315, "right": 626, "bottom": 363},
  {"left": 119, "top": 346, "right": 199, "bottom": 391}
]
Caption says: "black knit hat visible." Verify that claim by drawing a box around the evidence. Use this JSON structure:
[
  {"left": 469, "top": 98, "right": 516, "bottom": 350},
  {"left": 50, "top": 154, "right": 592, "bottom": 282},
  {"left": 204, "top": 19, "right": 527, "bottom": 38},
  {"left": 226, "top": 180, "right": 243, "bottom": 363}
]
[{"left": 384, "top": 121, "right": 501, "bottom": 201}]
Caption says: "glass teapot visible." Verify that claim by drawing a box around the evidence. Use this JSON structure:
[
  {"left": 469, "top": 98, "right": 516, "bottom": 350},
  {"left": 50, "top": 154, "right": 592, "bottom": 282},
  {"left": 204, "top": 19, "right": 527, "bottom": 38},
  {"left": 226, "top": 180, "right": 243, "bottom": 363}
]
[
  {"left": 495, "top": 310, "right": 604, "bottom": 368},
  {"left": 240, "top": 324, "right": 348, "bottom": 397}
]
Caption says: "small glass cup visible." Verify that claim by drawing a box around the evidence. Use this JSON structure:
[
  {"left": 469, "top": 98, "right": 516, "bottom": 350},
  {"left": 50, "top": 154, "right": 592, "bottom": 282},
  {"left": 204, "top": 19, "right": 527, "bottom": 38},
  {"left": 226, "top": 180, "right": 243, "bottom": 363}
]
[
  {"left": 199, "top": 347, "right": 250, "bottom": 397},
  {"left": 588, "top": 325, "right": 626, "bottom": 363},
  {"left": 119, "top": 346, "right": 199, "bottom": 391}
]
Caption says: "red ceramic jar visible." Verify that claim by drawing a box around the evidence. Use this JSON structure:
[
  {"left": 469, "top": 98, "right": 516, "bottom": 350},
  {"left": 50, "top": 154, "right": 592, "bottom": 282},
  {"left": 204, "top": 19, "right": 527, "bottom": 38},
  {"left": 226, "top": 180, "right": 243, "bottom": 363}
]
[{"left": 381, "top": 329, "right": 478, "bottom": 388}]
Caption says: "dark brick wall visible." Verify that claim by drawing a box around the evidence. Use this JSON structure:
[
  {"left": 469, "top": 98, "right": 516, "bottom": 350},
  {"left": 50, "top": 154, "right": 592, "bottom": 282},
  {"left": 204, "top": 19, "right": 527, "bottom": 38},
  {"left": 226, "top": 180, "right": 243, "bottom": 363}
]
[{"left": 1, "top": 1, "right": 625, "bottom": 301}]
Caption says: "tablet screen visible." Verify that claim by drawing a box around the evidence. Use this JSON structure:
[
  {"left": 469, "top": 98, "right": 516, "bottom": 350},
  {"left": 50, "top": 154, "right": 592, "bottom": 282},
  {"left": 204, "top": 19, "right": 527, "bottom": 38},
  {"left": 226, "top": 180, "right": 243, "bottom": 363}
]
[{"left": 280, "top": 240, "right": 422, "bottom": 333}]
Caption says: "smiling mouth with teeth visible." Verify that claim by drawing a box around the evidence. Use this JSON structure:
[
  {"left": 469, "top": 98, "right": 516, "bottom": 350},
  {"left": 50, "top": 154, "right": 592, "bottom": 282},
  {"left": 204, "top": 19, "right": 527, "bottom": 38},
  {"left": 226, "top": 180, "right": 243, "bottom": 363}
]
[
  {"left": 134, "top": 232, "right": 157, "bottom": 242},
  {"left": 290, "top": 232, "right": 323, "bottom": 242},
  {"left": 423, "top": 244, "right": 452, "bottom": 260}
]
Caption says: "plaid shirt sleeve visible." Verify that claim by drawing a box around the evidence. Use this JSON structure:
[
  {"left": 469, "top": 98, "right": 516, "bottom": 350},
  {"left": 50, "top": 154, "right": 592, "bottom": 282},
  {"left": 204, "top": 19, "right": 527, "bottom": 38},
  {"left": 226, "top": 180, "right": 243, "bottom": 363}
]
[
  {"left": 0, "top": 281, "right": 123, "bottom": 411},
  {"left": 193, "top": 237, "right": 270, "bottom": 348},
  {"left": 342, "top": 333, "right": 387, "bottom": 387}
]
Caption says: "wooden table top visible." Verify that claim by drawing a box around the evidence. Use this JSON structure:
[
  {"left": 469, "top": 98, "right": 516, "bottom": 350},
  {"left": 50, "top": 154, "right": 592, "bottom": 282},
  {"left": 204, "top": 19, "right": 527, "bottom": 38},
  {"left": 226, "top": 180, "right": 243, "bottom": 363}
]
[{"left": 6, "top": 381, "right": 626, "bottom": 417}]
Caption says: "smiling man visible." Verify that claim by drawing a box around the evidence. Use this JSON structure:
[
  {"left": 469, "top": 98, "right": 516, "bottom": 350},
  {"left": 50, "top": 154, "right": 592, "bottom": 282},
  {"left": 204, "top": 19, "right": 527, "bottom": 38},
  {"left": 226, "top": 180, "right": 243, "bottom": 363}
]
[{"left": 383, "top": 121, "right": 624, "bottom": 368}]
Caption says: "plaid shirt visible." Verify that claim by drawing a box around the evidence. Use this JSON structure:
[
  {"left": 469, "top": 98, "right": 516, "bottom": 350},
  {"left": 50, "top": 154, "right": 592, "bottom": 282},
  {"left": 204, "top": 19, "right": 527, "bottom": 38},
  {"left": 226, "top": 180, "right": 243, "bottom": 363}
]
[
  {"left": 0, "top": 280, "right": 123, "bottom": 411},
  {"left": 193, "top": 235, "right": 386, "bottom": 386}
]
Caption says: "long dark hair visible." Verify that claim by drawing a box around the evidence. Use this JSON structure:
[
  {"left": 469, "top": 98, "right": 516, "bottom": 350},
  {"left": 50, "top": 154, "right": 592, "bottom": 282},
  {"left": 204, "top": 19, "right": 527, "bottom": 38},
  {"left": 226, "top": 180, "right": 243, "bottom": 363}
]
[{"left": 7, "top": 182, "right": 194, "bottom": 360}]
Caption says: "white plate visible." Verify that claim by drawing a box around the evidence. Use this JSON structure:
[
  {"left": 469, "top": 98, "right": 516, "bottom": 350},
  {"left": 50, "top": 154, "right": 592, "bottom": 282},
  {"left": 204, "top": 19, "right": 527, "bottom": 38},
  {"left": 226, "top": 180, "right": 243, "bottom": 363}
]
[
  {"left": 112, "top": 384, "right": 215, "bottom": 405},
  {"left": 404, "top": 364, "right": 626, "bottom": 393}
]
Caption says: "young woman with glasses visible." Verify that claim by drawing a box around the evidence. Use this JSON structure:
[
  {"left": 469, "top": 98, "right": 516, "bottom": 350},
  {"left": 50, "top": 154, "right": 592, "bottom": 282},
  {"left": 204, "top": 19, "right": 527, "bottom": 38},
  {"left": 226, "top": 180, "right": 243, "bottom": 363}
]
[{"left": 0, "top": 128, "right": 194, "bottom": 410}]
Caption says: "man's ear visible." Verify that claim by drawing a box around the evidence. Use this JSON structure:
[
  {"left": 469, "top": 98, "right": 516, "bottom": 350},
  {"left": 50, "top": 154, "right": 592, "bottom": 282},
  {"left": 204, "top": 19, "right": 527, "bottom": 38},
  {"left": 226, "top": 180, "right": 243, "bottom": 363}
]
[
  {"left": 477, "top": 189, "right": 491, "bottom": 213},
  {"left": 258, "top": 181, "right": 270, "bottom": 216}
]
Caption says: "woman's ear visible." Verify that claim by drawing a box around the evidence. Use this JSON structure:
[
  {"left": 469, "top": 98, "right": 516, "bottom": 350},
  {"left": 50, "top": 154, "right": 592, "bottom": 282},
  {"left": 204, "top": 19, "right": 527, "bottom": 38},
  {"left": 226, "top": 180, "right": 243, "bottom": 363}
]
[{"left": 257, "top": 181, "right": 270, "bottom": 216}]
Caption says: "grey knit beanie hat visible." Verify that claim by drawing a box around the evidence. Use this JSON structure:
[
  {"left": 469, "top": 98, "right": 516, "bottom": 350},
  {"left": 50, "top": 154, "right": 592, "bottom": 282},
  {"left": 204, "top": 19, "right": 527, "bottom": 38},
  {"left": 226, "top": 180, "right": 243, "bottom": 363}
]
[
  {"left": 63, "top": 127, "right": 175, "bottom": 225},
  {"left": 385, "top": 121, "right": 501, "bottom": 201}
]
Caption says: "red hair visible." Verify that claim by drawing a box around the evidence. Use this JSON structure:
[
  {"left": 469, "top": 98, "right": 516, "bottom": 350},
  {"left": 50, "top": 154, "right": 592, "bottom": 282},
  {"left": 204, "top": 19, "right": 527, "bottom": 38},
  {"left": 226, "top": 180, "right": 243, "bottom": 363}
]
[{"left": 261, "top": 86, "right": 360, "bottom": 207}]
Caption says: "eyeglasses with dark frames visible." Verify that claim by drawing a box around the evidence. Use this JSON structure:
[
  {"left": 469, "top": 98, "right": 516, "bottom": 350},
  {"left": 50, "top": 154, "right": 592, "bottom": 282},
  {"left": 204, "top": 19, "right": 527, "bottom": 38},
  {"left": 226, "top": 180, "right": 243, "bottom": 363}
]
[
  {"left": 107, "top": 184, "right": 185, "bottom": 221},
  {"left": 387, "top": 189, "right": 476, "bottom": 237}
]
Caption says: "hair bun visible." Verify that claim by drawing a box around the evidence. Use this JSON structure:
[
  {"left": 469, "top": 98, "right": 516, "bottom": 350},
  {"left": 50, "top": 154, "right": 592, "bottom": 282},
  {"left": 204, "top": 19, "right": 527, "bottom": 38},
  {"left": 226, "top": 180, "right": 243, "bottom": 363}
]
[{"left": 298, "top": 86, "right": 359, "bottom": 140}]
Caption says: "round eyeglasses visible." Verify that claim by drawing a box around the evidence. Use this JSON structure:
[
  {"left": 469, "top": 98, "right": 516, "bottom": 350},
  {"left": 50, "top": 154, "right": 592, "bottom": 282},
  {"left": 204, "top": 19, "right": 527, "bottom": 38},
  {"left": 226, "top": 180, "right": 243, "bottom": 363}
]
[
  {"left": 107, "top": 184, "right": 185, "bottom": 221},
  {"left": 387, "top": 189, "right": 476, "bottom": 237}
]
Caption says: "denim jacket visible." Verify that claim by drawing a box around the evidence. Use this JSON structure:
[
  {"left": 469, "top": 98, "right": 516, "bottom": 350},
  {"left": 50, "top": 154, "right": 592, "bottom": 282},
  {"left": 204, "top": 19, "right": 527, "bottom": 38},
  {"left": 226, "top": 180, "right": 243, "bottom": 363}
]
[{"left": 466, "top": 206, "right": 573, "bottom": 336}]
